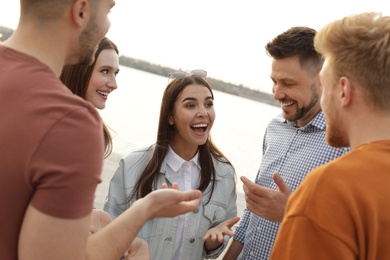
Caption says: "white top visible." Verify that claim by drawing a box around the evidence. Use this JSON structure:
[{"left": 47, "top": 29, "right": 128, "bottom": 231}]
[{"left": 165, "top": 146, "right": 200, "bottom": 260}]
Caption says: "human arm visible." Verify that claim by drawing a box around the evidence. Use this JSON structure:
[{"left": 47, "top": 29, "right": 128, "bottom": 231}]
[
  {"left": 87, "top": 188, "right": 202, "bottom": 259},
  {"left": 241, "top": 172, "right": 291, "bottom": 222},
  {"left": 222, "top": 240, "right": 244, "bottom": 260},
  {"left": 19, "top": 183, "right": 201, "bottom": 260},
  {"left": 202, "top": 163, "right": 239, "bottom": 258},
  {"left": 90, "top": 209, "right": 150, "bottom": 259}
]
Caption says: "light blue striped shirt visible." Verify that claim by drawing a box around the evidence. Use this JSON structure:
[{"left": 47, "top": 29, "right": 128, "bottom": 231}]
[{"left": 234, "top": 111, "right": 350, "bottom": 260}]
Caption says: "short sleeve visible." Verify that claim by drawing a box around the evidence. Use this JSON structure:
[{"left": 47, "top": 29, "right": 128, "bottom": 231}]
[{"left": 29, "top": 108, "right": 103, "bottom": 219}]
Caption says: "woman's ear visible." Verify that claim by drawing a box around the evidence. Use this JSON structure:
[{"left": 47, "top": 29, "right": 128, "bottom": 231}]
[{"left": 169, "top": 117, "right": 174, "bottom": 125}]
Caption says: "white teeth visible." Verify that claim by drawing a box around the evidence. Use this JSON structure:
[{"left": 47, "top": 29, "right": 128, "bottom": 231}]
[
  {"left": 191, "top": 123, "right": 207, "bottom": 128},
  {"left": 97, "top": 91, "right": 108, "bottom": 96},
  {"left": 281, "top": 101, "right": 294, "bottom": 107}
]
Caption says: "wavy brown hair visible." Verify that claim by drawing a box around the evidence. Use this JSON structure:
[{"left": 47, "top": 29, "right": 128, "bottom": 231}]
[
  {"left": 60, "top": 37, "right": 119, "bottom": 158},
  {"left": 129, "top": 75, "right": 232, "bottom": 204}
]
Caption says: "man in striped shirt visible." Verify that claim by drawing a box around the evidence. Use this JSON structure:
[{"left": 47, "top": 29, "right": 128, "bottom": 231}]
[{"left": 223, "top": 26, "right": 350, "bottom": 260}]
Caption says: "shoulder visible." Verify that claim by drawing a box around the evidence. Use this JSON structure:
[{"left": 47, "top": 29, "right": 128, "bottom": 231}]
[
  {"left": 120, "top": 145, "right": 154, "bottom": 167},
  {"left": 268, "top": 113, "right": 285, "bottom": 125},
  {"left": 212, "top": 156, "right": 236, "bottom": 178}
]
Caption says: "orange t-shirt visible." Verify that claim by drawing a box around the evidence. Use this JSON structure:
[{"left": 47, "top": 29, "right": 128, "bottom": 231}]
[
  {"left": 271, "top": 140, "right": 390, "bottom": 260},
  {"left": 0, "top": 45, "right": 104, "bottom": 258}
]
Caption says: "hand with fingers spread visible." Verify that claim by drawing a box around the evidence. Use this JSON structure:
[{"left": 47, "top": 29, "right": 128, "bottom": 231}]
[
  {"left": 241, "top": 172, "right": 291, "bottom": 222},
  {"left": 202, "top": 216, "right": 240, "bottom": 251}
]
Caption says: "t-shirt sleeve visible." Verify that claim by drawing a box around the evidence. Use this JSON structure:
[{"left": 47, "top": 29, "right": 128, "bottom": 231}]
[{"left": 28, "top": 108, "right": 103, "bottom": 219}]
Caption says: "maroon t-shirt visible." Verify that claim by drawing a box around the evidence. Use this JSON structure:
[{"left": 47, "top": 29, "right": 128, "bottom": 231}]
[{"left": 0, "top": 45, "right": 104, "bottom": 258}]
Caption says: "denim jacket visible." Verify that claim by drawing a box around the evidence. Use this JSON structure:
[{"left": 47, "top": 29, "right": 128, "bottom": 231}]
[{"left": 104, "top": 146, "right": 237, "bottom": 260}]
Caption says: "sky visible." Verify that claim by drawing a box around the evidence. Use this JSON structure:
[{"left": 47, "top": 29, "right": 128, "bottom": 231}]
[{"left": 0, "top": 0, "right": 389, "bottom": 92}]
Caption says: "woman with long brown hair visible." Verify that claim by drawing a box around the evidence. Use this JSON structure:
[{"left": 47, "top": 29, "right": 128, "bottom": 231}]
[
  {"left": 60, "top": 36, "right": 119, "bottom": 159},
  {"left": 104, "top": 71, "right": 239, "bottom": 260}
]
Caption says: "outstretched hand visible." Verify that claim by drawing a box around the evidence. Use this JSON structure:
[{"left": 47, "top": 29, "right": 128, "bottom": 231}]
[
  {"left": 144, "top": 183, "right": 202, "bottom": 218},
  {"left": 241, "top": 172, "right": 291, "bottom": 222},
  {"left": 202, "top": 216, "right": 240, "bottom": 243}
]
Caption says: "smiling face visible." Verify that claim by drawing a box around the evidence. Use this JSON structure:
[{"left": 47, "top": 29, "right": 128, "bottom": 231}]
[
  {"left": 271, "top": 56, "right": 322, "bottom": 127},
  {"left": 169, "top": 84, "right": 215, "bottom": 158},
  {"left": 85, "top": 49, "right": 119, "bottom": 109}
]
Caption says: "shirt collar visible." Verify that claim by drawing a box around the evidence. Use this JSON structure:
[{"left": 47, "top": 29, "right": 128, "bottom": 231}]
[
  {"left": 285, "top": 110, "right": 326, "bottom": 131},
  {"left": 166, "top": 146, "right": 200, "bottom": 172}
]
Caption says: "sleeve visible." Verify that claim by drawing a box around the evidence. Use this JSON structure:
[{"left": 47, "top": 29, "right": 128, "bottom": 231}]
[
  {"left": 103, "top": 158, "right": 131, "bottom": 218},
  {"left": 204, "top": 164, "right": 238, "bottom": 259},
  {"left": 29, "top": 108, "right": 103, "bottom": 219},
  {"left": 233, "top": 208, "right": 250, "bottom": 244}
]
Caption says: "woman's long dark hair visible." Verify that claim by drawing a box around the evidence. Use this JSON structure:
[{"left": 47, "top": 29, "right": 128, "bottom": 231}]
[
  {"left": 60, "top": 37, "right": 119, "bottom": 159},
  {"left": 129, "top": 75, "right": 232, "bottom": 204}
]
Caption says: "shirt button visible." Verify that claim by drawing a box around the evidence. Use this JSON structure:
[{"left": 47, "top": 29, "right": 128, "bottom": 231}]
[
  {"left": 193, "top": 208, "right": 199, "bottom": 213},
  {"left": 189, "top": 238, "right": 195, "bottom": 243}
]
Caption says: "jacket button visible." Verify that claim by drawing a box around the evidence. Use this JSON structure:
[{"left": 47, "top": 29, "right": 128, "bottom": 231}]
[
  {"left": 189, "top": 238, "right": 195, "bottom": 243},
  {"left": 193, "top": 208, "right": 199, "bottom": 213}
]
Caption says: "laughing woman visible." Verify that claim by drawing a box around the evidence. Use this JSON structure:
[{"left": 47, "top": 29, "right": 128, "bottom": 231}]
[
  {"left": 60, "top": 38, "right": 150, "bottom": 259},
  {"left": 104, "top": 72, "right": 239, "bottom": 260},
  {"left": 60, "top": 36, "right": 119, "bottom": 159}
]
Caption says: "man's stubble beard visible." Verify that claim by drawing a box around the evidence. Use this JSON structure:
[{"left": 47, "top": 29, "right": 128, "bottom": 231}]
[{"left": 77, "top": 15, "right": 101, "bottom": 65}]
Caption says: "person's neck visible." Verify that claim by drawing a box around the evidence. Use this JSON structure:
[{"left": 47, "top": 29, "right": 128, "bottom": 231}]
[
  {"left": 3, "top": 23, "right": 67, "bottom": 77},
  {"left": 169, "top": 143, "right": 198, "bottom": 161},
  {"left": 296, "top": 103, "right": 322, "bottom": 127},
  {"left": 348, "top": 111, "right": 390, "bottom": 150}
]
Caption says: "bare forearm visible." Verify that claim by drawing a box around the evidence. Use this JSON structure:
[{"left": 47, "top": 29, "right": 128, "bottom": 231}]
[
  {"left": 223, "top": 240, "right": 243, "bottom": 260},
  {"left": 87, "top": 199, "right": 150, "bottom": 259}
]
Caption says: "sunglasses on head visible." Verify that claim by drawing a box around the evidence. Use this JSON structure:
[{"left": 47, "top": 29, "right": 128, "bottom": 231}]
[{"left": 168, "top": 69, "right": 207, "bottom": 82}]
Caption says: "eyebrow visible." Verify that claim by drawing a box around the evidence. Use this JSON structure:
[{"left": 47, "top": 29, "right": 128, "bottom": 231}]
[
  {"left": 98, "top": 65, "right": 120, "bottom": 72},
  {"left": 181, "top": 96, "right": 213, "bottom": 103}
]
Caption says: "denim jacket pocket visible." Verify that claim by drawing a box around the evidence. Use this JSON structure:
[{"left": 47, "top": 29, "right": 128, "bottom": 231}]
[
  {"left": 140, "top": 217, "right": 164, "bottom": 239},
  {"left": 203, "top": 203, "right": 227, "bottom": 228}
]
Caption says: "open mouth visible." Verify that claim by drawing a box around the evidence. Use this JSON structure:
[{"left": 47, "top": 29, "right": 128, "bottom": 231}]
[
  {"left": 97, "top": 90, "right": 109, "bottom": 97},
  {"left": 281, "top": 101, "right": 295, "bottom": 107},
  {"left": 191, "top": 123, "right": 208, "bottom": 133}
]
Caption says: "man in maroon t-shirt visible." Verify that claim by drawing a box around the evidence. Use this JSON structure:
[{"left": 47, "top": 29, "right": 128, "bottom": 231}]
[{"left": 0, "top": 1, "right": 201, "bottom": 259}]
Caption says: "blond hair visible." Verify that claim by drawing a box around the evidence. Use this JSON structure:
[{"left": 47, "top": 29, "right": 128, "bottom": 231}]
[{"left": 315, "top": 12, "right": 390, "bottom": 111}]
